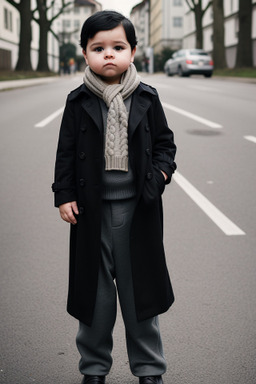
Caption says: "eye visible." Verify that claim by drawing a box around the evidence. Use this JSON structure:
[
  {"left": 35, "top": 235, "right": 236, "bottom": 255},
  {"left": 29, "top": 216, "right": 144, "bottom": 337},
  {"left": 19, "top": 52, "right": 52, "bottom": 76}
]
[
  {"left": 115, "top": 46, "right": 124, "bottom": 51},
  {"left": 94, "top": 47, "right": 103, "bottom": 52}
]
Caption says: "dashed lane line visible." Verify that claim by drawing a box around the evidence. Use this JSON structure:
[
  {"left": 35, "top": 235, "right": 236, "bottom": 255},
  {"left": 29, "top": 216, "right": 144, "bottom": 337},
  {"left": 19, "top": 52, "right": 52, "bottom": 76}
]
[
  {"left": 35, "top": 102, "right": 222, "bottom": 131},
  {"left": 244, "top": 136, "right": 256, "bottom": 144},
  {"left": 173, "top": 171, "right": 245, "bottom": 236},
  {"left": 34, "top": 106, "right": 244, "bottom": 236},
  {"left": 162, "top": 102, "right": 222, "bottom": 129},
  {"left": 35, "top": 107, "right": 64, "bottom": 128}
]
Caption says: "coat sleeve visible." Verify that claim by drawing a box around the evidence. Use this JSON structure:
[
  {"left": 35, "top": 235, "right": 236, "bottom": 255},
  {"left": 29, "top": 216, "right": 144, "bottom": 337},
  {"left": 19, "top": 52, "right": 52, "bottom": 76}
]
[
  {"left": 52, "top": 98, "right": 77, "bottom": 207},
  {"left": 150, "top": 91, "right": 177, "bottom": 184}
]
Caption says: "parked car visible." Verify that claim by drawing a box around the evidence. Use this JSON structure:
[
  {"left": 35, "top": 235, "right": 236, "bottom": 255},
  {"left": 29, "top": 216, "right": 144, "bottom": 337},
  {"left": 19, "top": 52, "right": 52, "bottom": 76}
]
[{"left": 164, "top": 49, "right": 214, "bottom": 77}]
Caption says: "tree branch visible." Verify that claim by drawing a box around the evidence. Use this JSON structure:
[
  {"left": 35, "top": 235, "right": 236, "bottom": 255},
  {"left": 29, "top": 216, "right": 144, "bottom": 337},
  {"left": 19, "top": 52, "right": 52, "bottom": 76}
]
[
  {"left": 49, "top": 0, "right": 73, "bottom": 23},
  {"left": 202, "top": 0, "right": 213, "bottom": 16},
  {"left": 5, "top": 0, "right": 20, "bottom": 11},
  {"left": 50, "top": 27, "right": 60, "bottom": 42},
  {"left": 185, "top": 0, "right": 196, "bottom": 11}
]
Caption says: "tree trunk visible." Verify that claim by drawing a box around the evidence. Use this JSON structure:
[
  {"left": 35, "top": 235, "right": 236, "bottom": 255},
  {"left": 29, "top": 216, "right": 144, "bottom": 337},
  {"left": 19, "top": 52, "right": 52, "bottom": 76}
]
[
  {"left": 185, "top": 0, "right": 213, "bottom": 49},
  {"left": 236, "top": 0, "right": 252, "bottom": 67},
  {"left": 212, "top": 0, "right": 226, "bottom": 68},
  {"left": 195, "top": 6, "right": 203, "bottom": 48},
  {"left": 37, "top": 20, "right": 50, "bottom": 72},
  {"left": 6, "top": 0, "right": 33, "bottom": 71}
]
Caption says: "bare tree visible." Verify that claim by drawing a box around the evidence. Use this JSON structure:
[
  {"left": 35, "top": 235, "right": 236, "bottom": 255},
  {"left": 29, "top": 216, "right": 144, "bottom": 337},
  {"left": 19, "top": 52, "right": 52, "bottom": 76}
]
[
  {"left": 6, "top": 0, "right": 33, "bottom": 71},
  {"left": 212, "top": 0, "right": 226, "bottom": 69},
  {"left": 185, "top": 0, "right": 212, "bottom": 49},
  {"left": 236, "top": 0, "right": 253, "bottom": 68},
  {"left": 33, "top": 0, "right": 73, "bottom": 72}
]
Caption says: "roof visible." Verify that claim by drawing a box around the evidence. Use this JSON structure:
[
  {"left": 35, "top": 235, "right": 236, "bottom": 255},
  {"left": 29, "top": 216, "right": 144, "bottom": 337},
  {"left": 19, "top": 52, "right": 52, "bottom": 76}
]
[
  {"left": 74, "top": 0, "right": 97, "bottom": 6},
  {"left": 131, "top": 0, "right": 148, "bottom": 14}
]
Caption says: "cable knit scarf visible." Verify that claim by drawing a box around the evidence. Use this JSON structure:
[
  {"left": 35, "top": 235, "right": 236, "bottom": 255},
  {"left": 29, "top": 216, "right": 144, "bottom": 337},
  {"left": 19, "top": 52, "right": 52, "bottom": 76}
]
[{"left": 83, "top": 63, "right": 140, "bottom": 172}]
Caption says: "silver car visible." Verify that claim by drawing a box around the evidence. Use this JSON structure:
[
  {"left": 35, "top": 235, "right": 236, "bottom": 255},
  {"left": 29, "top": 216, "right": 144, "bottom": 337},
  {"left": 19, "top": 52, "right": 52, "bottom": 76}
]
[{"left": 164, "top": 49, "right": 214, "bottom": 77}]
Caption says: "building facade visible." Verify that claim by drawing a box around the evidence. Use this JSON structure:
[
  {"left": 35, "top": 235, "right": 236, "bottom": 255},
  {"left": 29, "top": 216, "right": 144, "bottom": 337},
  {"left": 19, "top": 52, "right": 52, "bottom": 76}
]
[
  {"left": 130, "top": 0, "right": 150, "bottom": 58},
  {"left": 0, "top": 0, "right": 101, "bottom": 72},
  {"left": 183, "top": 0, "right": 256, "bottom": 67},
  {"left": 57, "top": 0, "right": 101, "bottom": 55},
  {"left": 130, "top": 0, "right": 150, "bottom": 70},
  {"left": 0, "top": 1, "right": 20, "bottom": 70},
  {"left": 150, "top": 0, "right": 184, "bottom": 54}
]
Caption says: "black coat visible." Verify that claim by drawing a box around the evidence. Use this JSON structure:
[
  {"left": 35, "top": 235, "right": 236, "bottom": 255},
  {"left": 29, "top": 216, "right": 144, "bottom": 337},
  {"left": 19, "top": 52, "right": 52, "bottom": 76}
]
[{"left": 52, "top": 82, "right": 177, "bottom": 326}]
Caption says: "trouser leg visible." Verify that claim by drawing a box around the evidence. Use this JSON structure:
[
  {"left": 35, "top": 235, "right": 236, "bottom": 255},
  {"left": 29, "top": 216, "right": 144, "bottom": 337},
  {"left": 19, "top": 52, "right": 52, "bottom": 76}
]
[
  {"left": 76, "top": 198, "right": 167, "bottom": 377},
  {"left": 76, "top": 201, "right": 116, "bottom": 376},
  {"left": 111, "top": 199, "right": 167, "bottom": 377}
]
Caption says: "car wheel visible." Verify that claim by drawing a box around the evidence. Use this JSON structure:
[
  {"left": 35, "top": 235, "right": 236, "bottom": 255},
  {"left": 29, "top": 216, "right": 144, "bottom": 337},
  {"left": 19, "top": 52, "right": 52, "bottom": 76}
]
[
  {"left": 178, "top": 66, "right": 183, "bottom": 77},
  {"left": 204, "top": 73, "right": 212, "bottom": 78}
]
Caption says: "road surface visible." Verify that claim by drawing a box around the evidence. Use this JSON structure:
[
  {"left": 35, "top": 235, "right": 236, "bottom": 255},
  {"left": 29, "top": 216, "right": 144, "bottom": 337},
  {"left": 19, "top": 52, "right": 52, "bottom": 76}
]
[{"left": 0, "top": 73, "right": 255, "bottom": 384}]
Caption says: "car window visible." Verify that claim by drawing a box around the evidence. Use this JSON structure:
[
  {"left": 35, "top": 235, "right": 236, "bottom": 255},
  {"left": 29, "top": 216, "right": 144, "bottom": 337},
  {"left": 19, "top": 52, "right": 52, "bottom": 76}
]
[{"left": 189, "top": 50, "right": 208, "bottom": 56}]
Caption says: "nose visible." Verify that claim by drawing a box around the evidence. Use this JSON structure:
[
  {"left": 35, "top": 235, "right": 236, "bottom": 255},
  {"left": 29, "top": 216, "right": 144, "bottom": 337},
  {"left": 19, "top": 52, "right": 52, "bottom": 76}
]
[{"left": 104, "top": 48, "right": 114, "bottom": 59}]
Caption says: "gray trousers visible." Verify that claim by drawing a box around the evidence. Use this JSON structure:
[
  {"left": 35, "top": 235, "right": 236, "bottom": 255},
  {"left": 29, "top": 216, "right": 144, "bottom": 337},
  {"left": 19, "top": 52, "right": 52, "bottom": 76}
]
[{"left": 76, "top": 198, "right": 166, "bottom": 377}]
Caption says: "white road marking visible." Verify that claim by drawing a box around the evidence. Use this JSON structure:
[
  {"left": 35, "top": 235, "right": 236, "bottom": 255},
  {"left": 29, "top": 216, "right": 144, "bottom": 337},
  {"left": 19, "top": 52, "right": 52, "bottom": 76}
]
[
  {"left": 173, "top": 171, "right": 246, "bottom": 236},
  {"left": 149, "top": 83, "right": 171, "bottom": 89},
  {"left": 35, "top": 107, "right": 64, "bottom": 127},
  {"left": 188, "top": 85, "right": 220, "bottom": 93},
  {"left": 244, "top": 135, "right": 256, "bottom": 144},
  {"left": 162, "top": 102, "right": 222, "bottom": 129}
]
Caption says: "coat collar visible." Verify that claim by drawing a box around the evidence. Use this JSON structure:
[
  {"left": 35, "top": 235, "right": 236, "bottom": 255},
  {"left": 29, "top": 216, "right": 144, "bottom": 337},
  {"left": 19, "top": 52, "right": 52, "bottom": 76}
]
[
  {"left": 129, "top": 82, "right": 156, "bottom": 138},
  {"left": 68, "top": 82, "right": 156, "bottom": 135},
  {"left": 68, "top": 84, "right": 102, "bottom": 129}
]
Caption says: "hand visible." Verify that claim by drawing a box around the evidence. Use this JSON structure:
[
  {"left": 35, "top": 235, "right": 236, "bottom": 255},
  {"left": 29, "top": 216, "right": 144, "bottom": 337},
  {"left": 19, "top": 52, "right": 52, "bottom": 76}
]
[
  {"left": 59, "top": 201, "right": 79, "bottom": 224},
  {"left": 160, "top": 170, "right": 168, "bottom": 181}
]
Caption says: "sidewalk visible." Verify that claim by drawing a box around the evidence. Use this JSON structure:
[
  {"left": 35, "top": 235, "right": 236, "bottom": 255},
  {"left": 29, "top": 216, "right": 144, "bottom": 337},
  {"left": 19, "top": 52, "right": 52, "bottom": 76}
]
[{"left": 0, "top": 75, "right": 60, "bottom": 91}]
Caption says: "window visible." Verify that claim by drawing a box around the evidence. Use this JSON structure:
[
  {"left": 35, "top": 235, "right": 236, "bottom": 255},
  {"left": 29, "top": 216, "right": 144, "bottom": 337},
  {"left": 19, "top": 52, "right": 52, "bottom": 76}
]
[
  {"left": 173, "top": 17, "right": 182, "bottom": 27},
  {"left": 63, "top": 19, "right": 71, "bottom": 29},
  {"left": 74, "top": 20, "right": 80, "bottom": 29},
  {"left": 173, "top": 0, "right": 182, "bottom": 5},
  {"left": 4, "top": 8, "right": 13, "bottom": 31}
]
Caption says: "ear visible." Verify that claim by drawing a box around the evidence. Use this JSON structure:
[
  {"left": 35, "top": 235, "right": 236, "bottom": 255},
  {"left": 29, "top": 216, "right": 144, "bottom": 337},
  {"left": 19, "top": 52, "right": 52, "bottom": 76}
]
[
  {"left": 82, "top": 49, "right": 89, "bottom": 65},
  {"left": 130, "top": 47, "right": 136, "bottom": 63}
]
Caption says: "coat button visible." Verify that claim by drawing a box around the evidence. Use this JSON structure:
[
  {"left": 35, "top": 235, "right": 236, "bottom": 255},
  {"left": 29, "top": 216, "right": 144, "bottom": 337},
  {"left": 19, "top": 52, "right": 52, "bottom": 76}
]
[
  {"left": 145, "top": 148, "right": 150, "bottom": 156},
  {"left": 146, "top": 172, "right": 153, "bottom": 180},
  {"left": 81, "top": 125, "right": 87, "bottom": 132},
  {"left": 145, "top": 125, "right": 150, "bottom": 132},
  {"left": 79, "top": 206, "right": 85, "bottom": 215},
  {"left": 79, "top": 178, "right": 85, "bottom": 187},
  {"left": 79, "top": 151, "right": 86, "bottom": 160}
]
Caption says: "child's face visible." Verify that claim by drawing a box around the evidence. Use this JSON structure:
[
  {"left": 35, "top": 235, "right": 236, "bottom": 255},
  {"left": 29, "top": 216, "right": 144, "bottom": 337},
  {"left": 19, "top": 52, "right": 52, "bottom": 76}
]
[{"left": 83, "top": 25, "right": 136, "bottom": 85}]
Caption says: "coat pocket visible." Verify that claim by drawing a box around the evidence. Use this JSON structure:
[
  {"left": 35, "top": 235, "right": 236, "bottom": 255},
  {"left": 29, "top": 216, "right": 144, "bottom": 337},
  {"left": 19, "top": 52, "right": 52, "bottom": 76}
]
[
  {"left": 153, "top": 166, "right": 166, "bottom": 195},
  {"left": 142, "top": 166, "right": 165, "bottom": 205}
]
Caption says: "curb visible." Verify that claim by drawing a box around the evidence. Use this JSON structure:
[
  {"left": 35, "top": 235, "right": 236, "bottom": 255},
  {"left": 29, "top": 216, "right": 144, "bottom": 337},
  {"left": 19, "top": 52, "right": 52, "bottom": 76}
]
[
  {"left": 0, "top": 76, "right": 60, "bottom": 91},
  {"left": 212, "top": 75, "right": 256, "bottom": 84}
]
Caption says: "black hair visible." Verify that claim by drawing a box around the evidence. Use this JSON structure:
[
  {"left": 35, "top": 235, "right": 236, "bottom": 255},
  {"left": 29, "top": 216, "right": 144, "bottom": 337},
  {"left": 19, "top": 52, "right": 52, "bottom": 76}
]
[{"left": 80, "top": 10, "right": 137, "bottom": 51}]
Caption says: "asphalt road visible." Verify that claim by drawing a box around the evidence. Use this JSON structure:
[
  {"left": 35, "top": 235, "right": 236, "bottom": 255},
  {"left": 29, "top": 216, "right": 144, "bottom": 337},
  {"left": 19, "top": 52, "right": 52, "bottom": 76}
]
[{"left": 0, "top": 73, "right": 256, "bottom": 384}]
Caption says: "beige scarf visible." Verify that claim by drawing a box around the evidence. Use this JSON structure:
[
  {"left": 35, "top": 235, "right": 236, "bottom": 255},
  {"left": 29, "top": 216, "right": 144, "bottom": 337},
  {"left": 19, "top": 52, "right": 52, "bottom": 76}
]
[{"left": 83, "top": 63, "right": 140, "bottom": 171}]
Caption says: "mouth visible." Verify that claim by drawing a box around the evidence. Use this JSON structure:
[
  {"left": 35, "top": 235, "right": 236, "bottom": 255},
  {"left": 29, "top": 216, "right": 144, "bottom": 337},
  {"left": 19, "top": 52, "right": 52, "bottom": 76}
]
[{"left": 104, "top": 63, "right": 116, "bottom": 67}]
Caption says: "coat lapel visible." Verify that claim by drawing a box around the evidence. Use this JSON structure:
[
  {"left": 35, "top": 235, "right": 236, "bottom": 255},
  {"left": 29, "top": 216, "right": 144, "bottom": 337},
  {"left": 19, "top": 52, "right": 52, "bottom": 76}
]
[
  {"left": 81, "top": 94, "right": 102, "bottom": 132},
  {"left": 129, "top": 84, "right": 155, "bottom": 139},
  {"left": 69, "top": 84, "right": 103, "bottom": 131}
]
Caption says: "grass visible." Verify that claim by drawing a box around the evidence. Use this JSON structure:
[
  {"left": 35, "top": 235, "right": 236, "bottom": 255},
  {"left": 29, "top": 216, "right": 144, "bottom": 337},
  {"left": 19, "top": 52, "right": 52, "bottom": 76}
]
[
  {"left": 213, "top": 67, "right": 256, "bottom": 78},
  {"left": 0, "top": 70, "right": 57, "bottom": 81}
]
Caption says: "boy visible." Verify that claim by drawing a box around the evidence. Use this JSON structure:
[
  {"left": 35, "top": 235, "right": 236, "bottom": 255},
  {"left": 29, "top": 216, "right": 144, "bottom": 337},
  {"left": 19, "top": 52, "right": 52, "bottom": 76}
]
[{"left": 52, "top": 10, "right": 176, "bottom": 384}]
